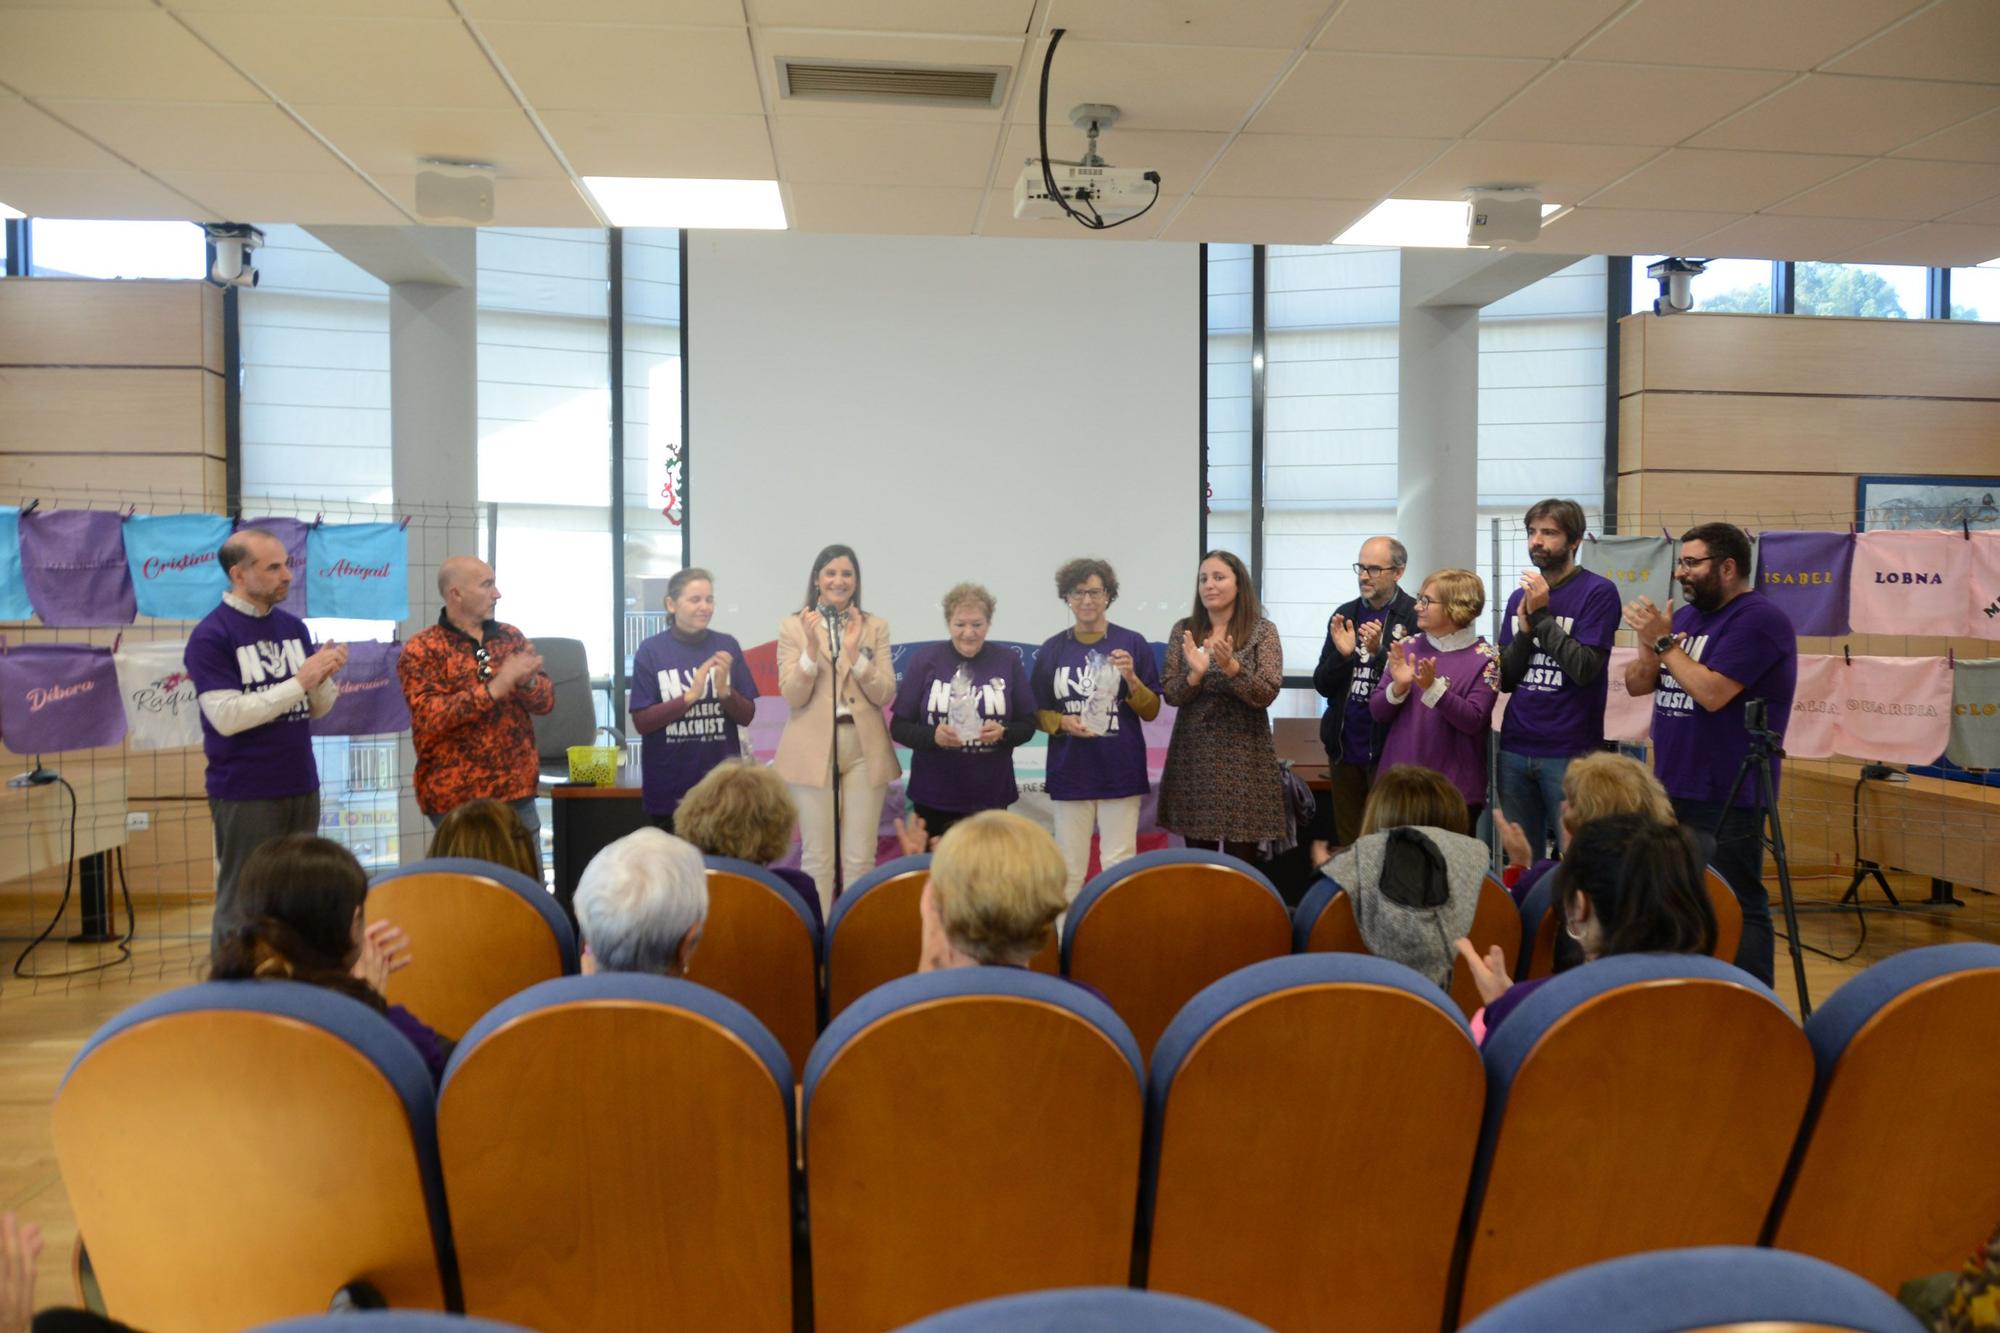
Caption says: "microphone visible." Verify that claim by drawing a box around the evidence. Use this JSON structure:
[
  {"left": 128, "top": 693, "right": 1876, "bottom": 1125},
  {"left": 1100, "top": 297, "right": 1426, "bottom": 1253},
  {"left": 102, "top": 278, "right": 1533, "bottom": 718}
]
[{"left": 817, "top": 602, "right": 844, "bottom": 657}]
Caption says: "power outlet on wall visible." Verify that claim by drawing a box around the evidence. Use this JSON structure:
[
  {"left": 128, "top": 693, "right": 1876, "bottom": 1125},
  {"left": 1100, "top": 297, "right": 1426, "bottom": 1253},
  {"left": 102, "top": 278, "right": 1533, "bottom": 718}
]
[{"left": 125, "top": 812, "right": 151, "bottom": 832}]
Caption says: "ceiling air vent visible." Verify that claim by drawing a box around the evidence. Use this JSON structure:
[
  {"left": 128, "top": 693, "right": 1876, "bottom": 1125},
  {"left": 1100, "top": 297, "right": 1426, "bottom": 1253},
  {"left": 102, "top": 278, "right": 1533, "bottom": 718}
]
[{"left": 777, "top": 58, "right": 1009, "bottom": 109}]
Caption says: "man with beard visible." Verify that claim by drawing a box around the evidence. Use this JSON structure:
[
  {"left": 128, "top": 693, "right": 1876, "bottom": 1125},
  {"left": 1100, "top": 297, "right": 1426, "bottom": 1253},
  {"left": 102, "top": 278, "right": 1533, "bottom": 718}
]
[
  {"left": 1496, "top": 499, "right": 1621, "bottom": 859},
  {"left": 1624, "top": 522, "right": 1796, "bottom": 984},
  {"left": 1312, "top": 535, "right": 1419, "bottom": 847}
]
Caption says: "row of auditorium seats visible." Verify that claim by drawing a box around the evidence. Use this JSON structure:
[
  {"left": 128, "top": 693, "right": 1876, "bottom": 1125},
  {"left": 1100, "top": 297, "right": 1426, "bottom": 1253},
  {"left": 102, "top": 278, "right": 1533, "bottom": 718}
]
[{"left": 52, "top": 926, "right": 2000, "bottom": 1332}]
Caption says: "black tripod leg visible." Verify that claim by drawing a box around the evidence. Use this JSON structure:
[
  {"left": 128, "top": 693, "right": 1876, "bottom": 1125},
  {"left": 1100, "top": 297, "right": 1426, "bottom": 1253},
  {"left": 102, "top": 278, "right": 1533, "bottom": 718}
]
[{"left": 1758, "top": 758, "right": 1812, "bottom": 1021}]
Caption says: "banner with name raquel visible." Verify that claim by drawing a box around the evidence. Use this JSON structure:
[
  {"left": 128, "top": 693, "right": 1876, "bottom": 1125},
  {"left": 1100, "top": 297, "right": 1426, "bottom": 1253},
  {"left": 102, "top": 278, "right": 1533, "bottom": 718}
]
[
  {"left": 112, "top": 638, "right": 203, "bottom": 750},
  {"left": 0, "top": 643, "right": 126, "bottom": 755},
  {"left": 305, "top": 522, "right": 408, "bottom": 621},
  {"left": 122, "top": 513, "right": 232, "bottom": 620}
]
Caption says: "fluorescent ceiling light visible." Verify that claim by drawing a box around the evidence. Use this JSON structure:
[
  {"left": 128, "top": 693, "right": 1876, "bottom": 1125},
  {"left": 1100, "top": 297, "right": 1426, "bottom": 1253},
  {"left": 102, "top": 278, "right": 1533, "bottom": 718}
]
[
  {"left": 0, "top": 201, "right": 23, "bottom": 220},
  {"left": 1333, "top": 197, "right": 1567, "bottom": 249},
  {"left": 582, "top": 177, "right": 786, "bottom": 230}
]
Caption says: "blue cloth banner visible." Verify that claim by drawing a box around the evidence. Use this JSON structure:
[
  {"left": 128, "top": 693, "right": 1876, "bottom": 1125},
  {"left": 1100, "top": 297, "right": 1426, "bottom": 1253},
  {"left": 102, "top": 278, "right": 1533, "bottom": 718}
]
[
  {"left": 0, "top": 511, "right": 31, "bottom": 621},
  {"left": 305, "top": 523, "right": 409, "bottom": 621},
  {"left": 123, "top": 513, "right": 233, "bottom": 619}
]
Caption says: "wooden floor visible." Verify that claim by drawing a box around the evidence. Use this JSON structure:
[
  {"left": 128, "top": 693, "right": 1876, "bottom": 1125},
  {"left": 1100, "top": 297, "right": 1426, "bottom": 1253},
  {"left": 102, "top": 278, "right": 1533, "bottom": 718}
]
[{"left": 0, "top": 876, "right": 1993, "bottom": 1316}]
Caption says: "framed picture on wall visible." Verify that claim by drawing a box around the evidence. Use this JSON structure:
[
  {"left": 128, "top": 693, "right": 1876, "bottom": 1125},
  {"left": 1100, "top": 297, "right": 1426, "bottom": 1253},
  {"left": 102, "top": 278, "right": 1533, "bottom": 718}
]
[{"left": 1855, "top": 474, "right": 2000, "bottom": 532}]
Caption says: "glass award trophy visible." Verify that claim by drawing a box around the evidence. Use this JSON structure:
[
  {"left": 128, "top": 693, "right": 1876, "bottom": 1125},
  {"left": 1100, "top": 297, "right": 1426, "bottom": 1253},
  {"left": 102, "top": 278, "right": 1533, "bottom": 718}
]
[
  {"left": 948, "top": 665, "right": 984, "bottom": 744},
  {"left": 1081, "top": 649, "right": 1118, "bottom": 736}
]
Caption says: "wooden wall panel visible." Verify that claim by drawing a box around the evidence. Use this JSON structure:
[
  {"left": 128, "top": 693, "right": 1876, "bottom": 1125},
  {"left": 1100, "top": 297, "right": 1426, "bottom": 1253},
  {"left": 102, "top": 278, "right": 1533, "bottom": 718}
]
[
  {"left": 0, "top": 280, "right": 220, "bottom": 371},
  {"left": 1616, "top": 470, "right": 1856, "bottom": 532},
  {"left": 1635, "top": 394, "right": 2000, "bottom": 475},
  {"left": 1619, "top": 314, "right": 1644, "bottom": 401},
  {"left": 1620, "top": 310, "right": 2000, "bottom": 399},
  {"left": 0, "top": 453, "right": 227, "bottom": 506},
  {"left": 0, "top": 368, "right": 220, "bottom": 457}
]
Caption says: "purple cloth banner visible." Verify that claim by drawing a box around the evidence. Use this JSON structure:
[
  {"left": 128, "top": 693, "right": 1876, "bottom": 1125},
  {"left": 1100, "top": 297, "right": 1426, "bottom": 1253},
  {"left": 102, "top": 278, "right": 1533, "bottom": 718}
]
[
  {"left": 18, "top": 510, "right": 136, "bottom": 627},
  {"left": 311, "top": 639, "right": 411, "bottom": 736},
  {"left": 238, "top": 517, "right": 310, "bottom": 620},
  {"left": 1754, "top": 530, "right": 1853, "bottom": 637},
  {"left": 0, "top": 643, "right": 126, "bottom": 754}
]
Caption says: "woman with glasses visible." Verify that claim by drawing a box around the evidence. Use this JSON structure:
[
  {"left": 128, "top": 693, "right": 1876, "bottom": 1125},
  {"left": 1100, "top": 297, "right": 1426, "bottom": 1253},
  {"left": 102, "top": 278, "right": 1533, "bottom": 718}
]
[
  {"left": 628, "top": 566, "right": 758, "bottom": 832},
  {"left": 1369, "top": 568, "right": 1501, "bottom": 821},
  {"left": 1156, "top": 549, "right": 1287, "bottom": 865},
  {"left": 1031, "top": 558, "right": 1163, "bottom": 901}
]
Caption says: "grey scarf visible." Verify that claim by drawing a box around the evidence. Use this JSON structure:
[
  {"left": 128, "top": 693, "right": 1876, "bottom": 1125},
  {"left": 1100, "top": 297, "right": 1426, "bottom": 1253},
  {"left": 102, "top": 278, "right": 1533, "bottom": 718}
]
[{"left": 1327, "top": 826, "right": 1490, "bottom": 988}]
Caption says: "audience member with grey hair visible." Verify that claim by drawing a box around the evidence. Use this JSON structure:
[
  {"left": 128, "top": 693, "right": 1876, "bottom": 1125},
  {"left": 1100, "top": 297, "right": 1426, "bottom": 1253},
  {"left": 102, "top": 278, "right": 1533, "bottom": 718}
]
[{"left": 573, "top": 827, "right": 709, "bottom": 976}]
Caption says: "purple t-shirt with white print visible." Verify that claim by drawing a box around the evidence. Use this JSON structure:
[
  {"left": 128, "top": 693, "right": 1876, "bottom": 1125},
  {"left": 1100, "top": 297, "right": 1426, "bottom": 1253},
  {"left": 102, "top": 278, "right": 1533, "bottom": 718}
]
[
  {"left": 1031, "top": 623, "right": 1160, "bottom": 802},
  {"left": 184, "top": 601, "right": 320, "bottom": 802},
  {"left": 1341, "top": 601, "right": 1401, "bottom": 765},
  {"left": 628, "top": 627, "right": 756, "bottom": 818},
  {"left": 1498, "top": 566, "right": 1622, "bottom": 759},
  {"left": 892, "top": 640, "right": 1034, "bottom": 814},
  {"left": 1650, "top": 591, "right": 1798, "bottom": 807}
]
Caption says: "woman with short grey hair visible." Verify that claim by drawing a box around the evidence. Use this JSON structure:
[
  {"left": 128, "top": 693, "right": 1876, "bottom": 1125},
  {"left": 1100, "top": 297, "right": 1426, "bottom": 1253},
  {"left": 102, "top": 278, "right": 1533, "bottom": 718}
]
[{"left": 573, "top": 827, "right": 709, "bottom": 977}]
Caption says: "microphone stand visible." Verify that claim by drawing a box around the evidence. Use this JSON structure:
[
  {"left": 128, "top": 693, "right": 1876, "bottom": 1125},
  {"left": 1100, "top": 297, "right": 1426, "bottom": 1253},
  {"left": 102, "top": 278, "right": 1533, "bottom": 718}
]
[{"left": 822, "top": 604, "right": 846, "bottom": 900}]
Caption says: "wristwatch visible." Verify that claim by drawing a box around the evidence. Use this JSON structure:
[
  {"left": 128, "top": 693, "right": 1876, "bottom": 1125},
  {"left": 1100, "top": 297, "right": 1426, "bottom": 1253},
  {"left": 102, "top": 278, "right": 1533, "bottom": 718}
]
[{"left": 1652, "top": 633, "right": 1675, "bottom": 656}]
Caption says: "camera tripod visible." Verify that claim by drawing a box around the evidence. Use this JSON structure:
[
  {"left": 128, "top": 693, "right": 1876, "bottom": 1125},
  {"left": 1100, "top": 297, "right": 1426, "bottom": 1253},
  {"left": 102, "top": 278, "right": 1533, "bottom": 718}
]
[{"left": 1717, "top": 698, "right": 1814, "bottom": 1020}]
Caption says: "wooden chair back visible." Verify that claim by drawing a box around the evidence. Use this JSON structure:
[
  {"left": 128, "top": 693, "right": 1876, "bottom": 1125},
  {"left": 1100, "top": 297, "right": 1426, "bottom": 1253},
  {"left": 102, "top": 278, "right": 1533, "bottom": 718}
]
[
  {"left": 687, "top": 861, "right": 822, "bottom": 1074},
  {"left": 1448, "top": 876, "right": 1525, "bottom": 1018},
  {"left": 367, "top": 864, "right": 572, "bottom": 1040},
  {"left": 1705, "top": 867, "right": 1744, "bottom": 965},
  {"left": 825, "top": 859, "right": 1055, "bottom": 1018},
  {"left": 1295, "top": 884, "right": 1368, "bottom": 955}
]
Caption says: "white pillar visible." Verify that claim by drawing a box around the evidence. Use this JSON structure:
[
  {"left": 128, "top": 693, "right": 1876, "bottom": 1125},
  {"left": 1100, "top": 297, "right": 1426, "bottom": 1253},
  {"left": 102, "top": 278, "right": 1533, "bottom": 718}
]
[{"left": 1396, "top": 250, "right": 1481, "bottom": 580}]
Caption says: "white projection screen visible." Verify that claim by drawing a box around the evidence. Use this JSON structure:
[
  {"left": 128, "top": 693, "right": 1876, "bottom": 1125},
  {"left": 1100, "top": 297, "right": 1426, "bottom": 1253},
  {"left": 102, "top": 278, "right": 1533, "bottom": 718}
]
[{"left": 687, "top": 232, "right": 1199, "bottom": 654}]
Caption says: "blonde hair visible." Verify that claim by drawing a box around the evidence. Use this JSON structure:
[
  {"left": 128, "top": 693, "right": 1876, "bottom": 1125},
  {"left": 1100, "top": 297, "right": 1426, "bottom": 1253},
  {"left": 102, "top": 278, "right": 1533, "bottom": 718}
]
[
  {"left": 1421, "top": 568, "right": 1485, "bottom": 628},
  {"left": 1562, "top": 752, "right": 1675, "bottom": 828},
  {"left": 1360, "top": 765, "right": 1471, "bottom": 837},
  {"left": 928, "top": 811, "right": 1067, "bottom": 966},
  {"left": 674, "top": 760, "right": 798, "bottom": 866},
  {"left": 941, "top": 582, "right": 996, "bottom": 622},
  {"left": 429, "top": 799, "right": 541, "bottom": 879}
]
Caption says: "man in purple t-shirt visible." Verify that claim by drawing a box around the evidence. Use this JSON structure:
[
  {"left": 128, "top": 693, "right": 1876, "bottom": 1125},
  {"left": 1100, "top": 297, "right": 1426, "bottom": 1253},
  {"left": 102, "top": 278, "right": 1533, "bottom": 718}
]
[
  {"left": 185, "top": 528, "right": 346, "bottom": 943},
  {"left": 1497, "top": 499, "right": 1622, "bottom": 859},
  {"left": 1312, "top": 536, "right": 1419, "bottom": 846},
  {"left": 1625, "top": 522, "right": 1797, "bottom": 986}
]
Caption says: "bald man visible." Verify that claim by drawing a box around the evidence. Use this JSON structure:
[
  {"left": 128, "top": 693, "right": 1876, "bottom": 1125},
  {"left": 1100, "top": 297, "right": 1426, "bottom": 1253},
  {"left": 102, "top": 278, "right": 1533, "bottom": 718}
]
[{"left": 397, "top": 556, "right": 554, "bottom": 837}]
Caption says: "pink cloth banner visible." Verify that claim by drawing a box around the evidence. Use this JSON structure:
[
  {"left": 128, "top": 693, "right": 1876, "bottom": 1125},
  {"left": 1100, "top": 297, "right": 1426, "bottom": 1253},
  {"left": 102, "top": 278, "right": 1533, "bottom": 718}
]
[
  {"left": 1604, "top": 646, "right": 1652, "bottom": 743},
  {"left": 1970, "top": 531, "right": 2000, "bottom": 640},
  {"left": 1851, "top": 530, "right": 1973, "bottom": 636},
  {"left": 1784, "top": 655, "right": 1842, "bottom": 760},
  {"left": 1835, "top": 655, "right": 1952, "bottom": 765}
]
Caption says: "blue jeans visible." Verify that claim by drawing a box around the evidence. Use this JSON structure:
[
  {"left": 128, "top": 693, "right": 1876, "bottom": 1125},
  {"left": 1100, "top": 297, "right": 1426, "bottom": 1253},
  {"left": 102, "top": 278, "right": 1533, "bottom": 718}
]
[
  {"left": 1672, "top": 797, "right": 1775, "bottom": 987},
  {"left": 427, "top": 795, "right": 543, "bottom": 842},
  {"left": 1497, "top": 749, "right": 1573, "bottom": 860}
]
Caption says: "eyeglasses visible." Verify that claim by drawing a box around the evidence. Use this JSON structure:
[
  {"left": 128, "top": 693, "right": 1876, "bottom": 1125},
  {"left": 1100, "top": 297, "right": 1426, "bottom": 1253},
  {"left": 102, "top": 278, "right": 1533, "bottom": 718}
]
[
  {"left": 473, "top": 645, "right": 493, "bottom": 681},
  {"left": 1674, "top": 556, "right": 1715, "bottom": 571},
  {"left": 1414, "top": 595, "right": 1436, "bottom": 609},
  {"left": 1353, "top": 563, "right": 1397, "bottom": 576},
  {"left": 1067, "top": 588, "right": 1107, "bottom": 602}
]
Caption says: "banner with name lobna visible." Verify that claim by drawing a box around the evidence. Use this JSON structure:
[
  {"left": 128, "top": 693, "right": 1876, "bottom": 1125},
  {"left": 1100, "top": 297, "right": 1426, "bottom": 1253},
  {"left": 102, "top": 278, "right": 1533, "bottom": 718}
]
[
  {"left": 0, "top": 642, "right": 125, "bottom": 755},
  {"left": 122, "top": 514, "right": 232, "bottom": 620},
  {"left": 1752, "top": 530, "right": 1852, "bottom": 637},
  {"left": 310, "top": 640, "right": 410, "bottom": 737},
  {"left": 1851, "top": 530, "right": 1972, "bottom": 637},
  {"left": 305, "top": 522, "right": 408, "bottom": 621},
  {"left": 112, "top": 638, "right": 203, "bottom": 749}
]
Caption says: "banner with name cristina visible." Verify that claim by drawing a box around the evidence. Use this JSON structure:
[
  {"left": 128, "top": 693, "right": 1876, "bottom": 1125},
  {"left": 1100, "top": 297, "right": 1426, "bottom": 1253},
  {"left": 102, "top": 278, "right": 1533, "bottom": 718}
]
[
  {"left": 1753, "top": 530, "right": 1852, "bottom": 637},
  {"left": 305, "top": 522, "right": 408, "bottom": 621},
  {"left": 122, "top": 514, "right": 232, "bottom": 620},
  {"left": 311, "top": 640, "right": 410, "bottom": 736},
  {"left": 0, "top": 643, "right": 126, "bottom": 755}
]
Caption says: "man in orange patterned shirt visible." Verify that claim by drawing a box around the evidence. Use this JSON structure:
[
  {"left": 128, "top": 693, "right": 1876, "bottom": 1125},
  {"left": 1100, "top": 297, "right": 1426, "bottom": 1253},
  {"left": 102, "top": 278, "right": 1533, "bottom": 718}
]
[{"left": 397, "top": 555, "right": 555, "bottom": 837}]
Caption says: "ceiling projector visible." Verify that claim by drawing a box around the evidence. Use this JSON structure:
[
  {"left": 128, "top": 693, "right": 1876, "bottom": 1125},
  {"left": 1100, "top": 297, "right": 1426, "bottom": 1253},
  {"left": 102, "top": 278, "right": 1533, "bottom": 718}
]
[
  {"left": 1466, "top": 188, "right": 1545, "bottom": 245},
  {"left": 1014, "top": 162, "right": 1160, "bottom": 223}
]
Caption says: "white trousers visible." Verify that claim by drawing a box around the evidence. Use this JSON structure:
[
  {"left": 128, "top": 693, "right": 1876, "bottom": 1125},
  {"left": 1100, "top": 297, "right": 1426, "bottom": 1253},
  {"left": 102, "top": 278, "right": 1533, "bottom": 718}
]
[
  {"left": 791, "top": 722, "right": 888, "bottom": 919},
  {"left": 1050, "top": 795, "right": 1142, "bottom": 903}
]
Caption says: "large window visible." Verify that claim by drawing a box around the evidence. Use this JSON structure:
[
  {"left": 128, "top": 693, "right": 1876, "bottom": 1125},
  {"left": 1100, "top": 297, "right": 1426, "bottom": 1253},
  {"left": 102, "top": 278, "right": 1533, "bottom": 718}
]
[
  {"left": 1628, "top": 256, "right": 1778, "bottom": 314},
  {"left": 1204, "top": 244, "right": 1252, "bottom": 562},
  {"left": 1950, "top": 262, "right": 2000, "bottom": 321},
  {"left": 621, "top": 228, "right": 685, "bottom": 665},
  {"left": 25, "top": 219, "right": 204, "bottom": 280},
  {"left": 1795, "top": 262, "right": 1927, "bottom": 319}
]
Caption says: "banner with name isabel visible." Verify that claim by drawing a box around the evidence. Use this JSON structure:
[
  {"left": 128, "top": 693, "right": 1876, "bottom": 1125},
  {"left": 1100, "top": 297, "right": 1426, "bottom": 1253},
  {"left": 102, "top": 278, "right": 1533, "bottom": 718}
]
[
  {"left": 305, "top": 522, "right": 408, "bottom": 621},
  {"left": 310, "top": 639, "right": 410, "bottom": 737},
  {"left": 0, "top": 643, "right": 126, "bottom": 755},
  {"left": 1850, "top": 530, "right": 1972, "bottom": 637},
  {"left": 112, "top": 638, "right": 203, "bottom": 750},
  {"left": 1753, "top": 530, "right": 1852, "bottom": 637},
  {"left": 122, "top": 514, "right": 233, "bottom": 620}
]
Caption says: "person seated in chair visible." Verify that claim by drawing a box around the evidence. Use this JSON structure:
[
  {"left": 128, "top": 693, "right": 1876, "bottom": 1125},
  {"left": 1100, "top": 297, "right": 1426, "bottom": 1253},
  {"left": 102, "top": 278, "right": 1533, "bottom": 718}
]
[
  {"left": 671, "top": 759, "right": 822, "bottom": 930},
  {"left": 1311, "top": 765, "right": 1490, "bottom": 990},
  {"left": 208, "top": 833, "right": 449, "bottom": 1084},
  {"left": 918, "top": 810, "right": 1069, "bottom": 974},
  {"left": 572, "top": 827, "right": 708, "bottom": 978},
  {"left": 1457, "top": 814, "right": 1718, "bottom": 1043},
  {"left": 427, "top": 797, "right": 543, "bottom": 881},
  {"left": 1492, "top": 750, "right": 1676, "bottom": 904}
]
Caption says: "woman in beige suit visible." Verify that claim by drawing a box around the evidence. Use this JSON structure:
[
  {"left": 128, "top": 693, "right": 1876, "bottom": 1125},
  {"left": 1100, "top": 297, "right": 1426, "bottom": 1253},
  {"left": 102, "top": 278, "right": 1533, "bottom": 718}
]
[{"left": 774, "top": 543, "right": 899, "bottom": 914}]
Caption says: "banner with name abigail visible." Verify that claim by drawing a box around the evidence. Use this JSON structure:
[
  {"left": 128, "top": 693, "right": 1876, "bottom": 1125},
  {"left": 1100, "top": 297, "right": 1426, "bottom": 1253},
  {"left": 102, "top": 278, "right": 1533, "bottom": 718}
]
[
  {"left": 305, "top": 522, "right": 408, "bottom": 621},
  {"left": 0, "top": 643, "right": 126, "bottom": 755},
  {"left": 112, "top": 638, "right": 203, "bottom": 750},
  {"left": 18, "top": 509, "right": 136, "bottom": 628},
  {"left": 238, "top": 517, "right": 310, "bottom": 619},
  {"left": 1850, "top": 530, "right": 1972, "bottom": 637},
  {"left": 1753, "top": 530, "right": 1852, "bottom": 637},
  {"left": 122, "top": 514, "right": 232, "bottom": 620},
  {"left": 310, "top": 640, "right": 411, "bottom": 737},
  {"left": 0, "top": 510, "right": 31, "bottom": 621},
  {"left": 1579, "top": 534, "right": 1674, "bottom": 611}
]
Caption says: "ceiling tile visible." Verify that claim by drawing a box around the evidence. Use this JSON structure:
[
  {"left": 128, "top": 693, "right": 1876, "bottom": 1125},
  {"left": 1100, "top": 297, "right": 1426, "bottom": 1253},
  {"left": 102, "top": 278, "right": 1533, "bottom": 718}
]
[
  {"left": 539, "top": 110, "right": 776, "bottom": 178},
  {"left": 169, "top": 0, "right": 457, "bottom": 15},
  {"left": 1844, "top": 221, "right": 2000, "bottom": 266},
  {"left": 465, "top": 0, "right": 742, "bottom": 22},
  {"left": 1511, "top": 205, "right": 1743, "bottom": 255},
  {"left": 375, "top": 172, "right": 602, "bottom": 227},
  {"left": 1691, "top": 212, "right": 1912, "bottom": 261},
  {"left": 991, "top": 124, "right": 1226, "bottom": 194},
  {"left": 771, "top": 117, "right": 1001, "bottom": 187},
  {"left": 750, "top": 0, "right": 1034, "bottom": 38},
  {"left": 1691, "top": 74, "right": 2000, "bottom": 156},
  {"left": 1200, "top": 133, "right": 1448, "bottom": 200},
  {"left": 0, "top": 167, "right": 216, "bottom": 219},
  {"left": 1398, "top": 139, "right": 1659, "bottom": 202},
  {"left": 295, "top": 105, "right": 563, "bottom": 178},
  {"left": 754, "top": 31, "right": 1023, "bottom": 121},
  {"left": 1473, "top": 62, "right": 1793, "bottom": 146},
  {"left": 974, "top": 185, "right": 1176, "bottom": 239},
  {"left": 1891, "top": 107, "right": 2000, "bottom": 163},
  {"left": 1574, "top": 0, "right": 1927, "bottom": 71},
  {"left": 45, "top": 101, "right": 347, "bottom": 175},
  {"left": 785, "top": 182, "right": 983, "bottom": 233},
  {"left": 1252, "top": 52, "right": 1546, "bottom": 138},
  {"left": 1828, "top": 0, "right": 2000, "bottom": 85},
  {"left": 1586, "top": 148, "right": 1866, "bottom": 212},
  {"left": 1042, "top": 0, "right": 1328, "bottom": 48},
  {"left": 181, "top": 14, "right": 516, "bottom": 109},
  {"left": 156, "top": 167, "right": 407, "bottom": 223},
  {"left": 1313, "top": 0, "right": 1630, "bottom": 60},
  {"left": 1941, "top": 192, "right": 2000, "bottom": 225},
  {"left": 1767, "top": 158, "right": 2000, "bottom": 220},
  {"left": 0, "top": 95, "right": 127, "bottom": 171},
  {"left": 1010, "top": 39, "right": 1294, "bottom": 133},
  {"left": 482, "top": 22, "right": 762, "bottom": 115},
  {"left": 1158, "top": 194, "right": 1374, "bottom": 244},
  {"left": 0, "top": 9, "right": 264, "bottom": 102}
]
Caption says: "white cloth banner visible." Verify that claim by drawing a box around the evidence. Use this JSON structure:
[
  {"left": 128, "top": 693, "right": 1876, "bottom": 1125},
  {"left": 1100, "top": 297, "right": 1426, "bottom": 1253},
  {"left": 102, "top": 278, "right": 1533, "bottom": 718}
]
[{"left": 113, "top": 638, "right": 202, "bottom": 750}]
